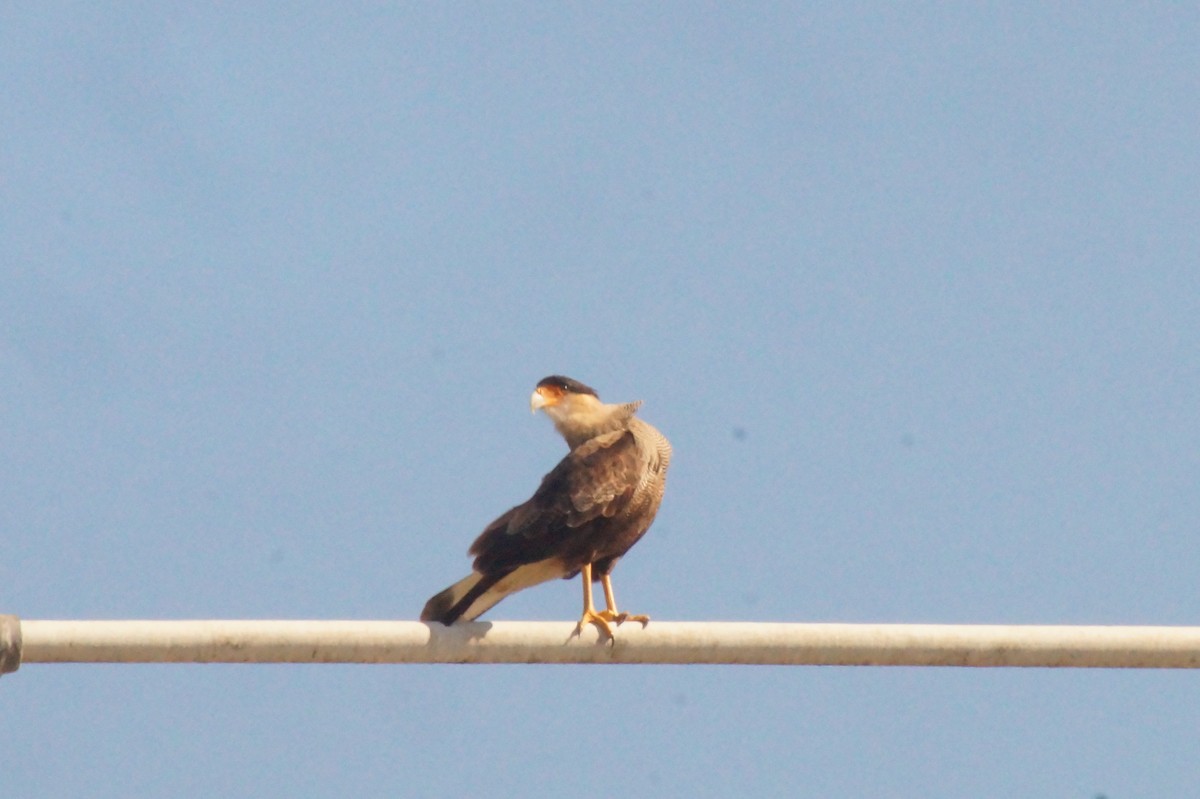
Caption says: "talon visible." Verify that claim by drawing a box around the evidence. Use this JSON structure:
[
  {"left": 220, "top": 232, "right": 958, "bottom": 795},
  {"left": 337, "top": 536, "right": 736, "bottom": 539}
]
[
  {"left": 577, "top": 608, "right": 616, "bottom": 640},
  {"left": 598, "top": 572, "right": 648, "bottom": 627},
  {"left": 576, "top": 564, "right": 650, "bottom": 641}
]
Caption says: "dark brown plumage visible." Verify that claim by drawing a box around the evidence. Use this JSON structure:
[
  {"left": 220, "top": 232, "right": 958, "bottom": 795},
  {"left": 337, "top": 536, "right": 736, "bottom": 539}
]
[{"left": 421, "top": 376, "right": 671, "bottom": 635}]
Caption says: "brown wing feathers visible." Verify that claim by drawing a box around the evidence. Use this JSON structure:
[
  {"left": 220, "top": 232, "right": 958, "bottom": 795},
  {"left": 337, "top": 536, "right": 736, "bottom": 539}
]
[{"left": 469, "top": 430, "right": 639, "bottom": 573}]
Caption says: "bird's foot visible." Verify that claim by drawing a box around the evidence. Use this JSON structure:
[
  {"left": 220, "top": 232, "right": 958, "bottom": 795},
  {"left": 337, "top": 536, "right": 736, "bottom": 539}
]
[
  {"left": 601, "top": 610, "right": 650, "bottom": 628},
  {"left": 576, "top": 609, "right": 617, "bottom": 640}
]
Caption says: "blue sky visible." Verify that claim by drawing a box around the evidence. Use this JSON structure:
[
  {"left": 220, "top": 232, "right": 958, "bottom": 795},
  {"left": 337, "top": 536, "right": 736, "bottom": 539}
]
[{"left": 4, "top": 4, "right": 1199, "bottom": 796}]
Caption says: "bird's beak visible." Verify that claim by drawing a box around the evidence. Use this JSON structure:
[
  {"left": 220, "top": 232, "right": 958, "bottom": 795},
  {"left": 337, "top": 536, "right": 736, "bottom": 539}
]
[{"left": 530, "top": 390, "right": 549, "bottom": 414}]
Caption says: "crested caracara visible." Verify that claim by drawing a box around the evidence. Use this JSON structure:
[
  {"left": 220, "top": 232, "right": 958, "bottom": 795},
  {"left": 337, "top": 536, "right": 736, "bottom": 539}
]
[{"left": 421, "top": 375, "right": 671, "bottom": 638}]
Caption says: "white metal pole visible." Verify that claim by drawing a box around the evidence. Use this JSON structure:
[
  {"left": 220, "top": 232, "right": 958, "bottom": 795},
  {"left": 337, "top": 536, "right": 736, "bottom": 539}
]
[{"left": 12, "top": 620, "right": 1200, "bottom": 668}]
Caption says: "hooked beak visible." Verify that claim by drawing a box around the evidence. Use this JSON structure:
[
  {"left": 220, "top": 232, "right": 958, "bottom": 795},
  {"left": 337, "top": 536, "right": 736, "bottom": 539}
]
[{"left": 530, "top": 390, "right": 549, "bottom": 414}]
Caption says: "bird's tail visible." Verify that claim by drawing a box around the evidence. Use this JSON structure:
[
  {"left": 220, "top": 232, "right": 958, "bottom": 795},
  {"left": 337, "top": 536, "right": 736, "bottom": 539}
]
[
  {"left": 420, "top": 559, "right": 566, "bottom": 624},
  {"left": 421, "top": 571, "right": 506, "bottom": 624}
]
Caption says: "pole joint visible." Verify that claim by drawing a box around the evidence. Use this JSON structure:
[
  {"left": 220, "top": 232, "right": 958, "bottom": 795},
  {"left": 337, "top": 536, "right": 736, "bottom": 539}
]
[{"left": 0, "top": 615, "right": 22, "bottom": 677}]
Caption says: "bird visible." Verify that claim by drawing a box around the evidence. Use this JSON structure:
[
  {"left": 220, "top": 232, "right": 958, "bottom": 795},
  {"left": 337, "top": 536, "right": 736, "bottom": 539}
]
[{"left": 421, "top": 375, "right": 672, "bottom": 638}]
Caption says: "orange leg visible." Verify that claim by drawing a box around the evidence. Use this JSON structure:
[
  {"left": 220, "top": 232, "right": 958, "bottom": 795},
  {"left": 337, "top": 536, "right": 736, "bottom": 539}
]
[
  {"left": 576, "top": 563, "right": 616, "bottom": 639},
  {"left": 600, "top": 573, "right": 650, "bottom": 627}
]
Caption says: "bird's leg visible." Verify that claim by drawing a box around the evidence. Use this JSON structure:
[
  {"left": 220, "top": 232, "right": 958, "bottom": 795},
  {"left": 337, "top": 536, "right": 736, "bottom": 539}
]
[
  {"left": 576, "top": 563, "right": 616, "bottom": 639},
  {"left": 600, "top": 573, "right": 650, "bottom": 627}
]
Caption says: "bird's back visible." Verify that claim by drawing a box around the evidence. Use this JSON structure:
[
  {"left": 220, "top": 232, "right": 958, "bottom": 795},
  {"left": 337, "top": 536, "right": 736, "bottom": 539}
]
[{"left": 467, "top": 416, "right": 669, "bottom": 575}]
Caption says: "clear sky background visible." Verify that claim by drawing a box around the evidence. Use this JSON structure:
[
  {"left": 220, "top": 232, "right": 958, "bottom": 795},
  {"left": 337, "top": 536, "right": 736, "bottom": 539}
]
[{"left": 4, "top": 4, "right": 1199, "bottom": 796}]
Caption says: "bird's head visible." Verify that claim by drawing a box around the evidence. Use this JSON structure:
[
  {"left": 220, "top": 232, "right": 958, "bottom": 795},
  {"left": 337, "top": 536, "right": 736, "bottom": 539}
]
[
  {"left": 530, "top": 375, "right": 600, "bottom": 419},
  {"left": 530, "top": 375, "right": 641, "bottom": 447}
]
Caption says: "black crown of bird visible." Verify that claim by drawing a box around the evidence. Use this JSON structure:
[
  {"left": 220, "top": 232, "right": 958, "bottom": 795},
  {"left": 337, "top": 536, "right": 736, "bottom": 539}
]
[{"left": 421, "top": 375, "right": 671, "bottom": 639}]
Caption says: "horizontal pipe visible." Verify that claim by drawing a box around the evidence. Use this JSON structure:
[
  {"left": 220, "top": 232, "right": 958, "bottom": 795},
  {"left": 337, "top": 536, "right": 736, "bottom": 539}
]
[{"left": 15, "top": 620, "right": 1200, "bottom": 668}]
